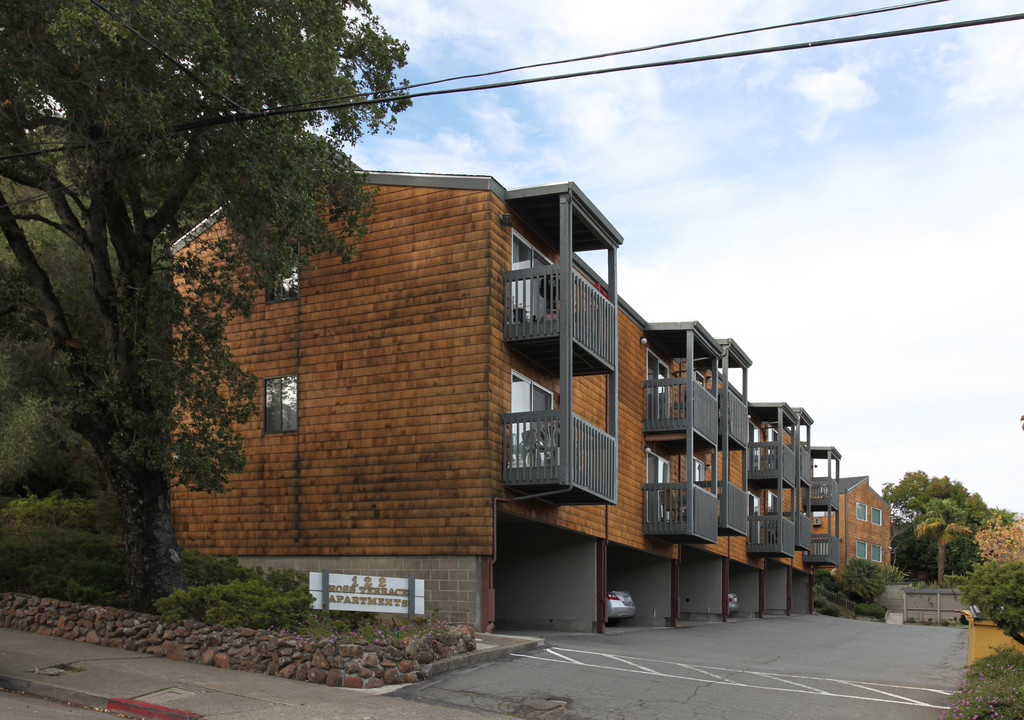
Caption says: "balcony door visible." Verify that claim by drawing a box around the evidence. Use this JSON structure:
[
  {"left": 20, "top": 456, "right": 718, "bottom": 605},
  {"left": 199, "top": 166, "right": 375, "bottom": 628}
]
[
  {"left": 511, "top": 371, "right": 555, "bottom": 467},
  {"left": 512, "top": 232, "right": 552, "bottom": 319},
  {"left": 647, "top": 351, "right": 670, "bottom": 422}
]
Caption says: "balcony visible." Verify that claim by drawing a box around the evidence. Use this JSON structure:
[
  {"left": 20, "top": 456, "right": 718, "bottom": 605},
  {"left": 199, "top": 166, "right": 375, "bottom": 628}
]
[
  {"left": 503, "top": 267, "right": 616, "bottom": 376},
  {"left": 642, "top": 482, "right": 718, "bottom": 543},
  {"left": 798, "top": 445, "right": 813, "bottom": 485},
  {"left": 811, "top": 477, "right": 839, "bottom": 510},
  {"left": 643, "top": 378, "right": 718, "bottom": 446},
  {"left": 804, "top": 534, "right": 840, "bottom": 566},
  {"left": 718, "top": 481, "right": 748, "bottom": 536},
  {"left": 724, "top": 388, "right": 748, "bottom": 447},
  {"left": 790, "top": 512, "right": 812, "bottom": 551},
  {"left": 748, "top": 442, "right": 796, "bottom": 488},
  {"left": 502, "top": 410, "right": 617, "bottom": 504},
  {"left": 747, "top": 514, "right": 795, "bottom": 558}
]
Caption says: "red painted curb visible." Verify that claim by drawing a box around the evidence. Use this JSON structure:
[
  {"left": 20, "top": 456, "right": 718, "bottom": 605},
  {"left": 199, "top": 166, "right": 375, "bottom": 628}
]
[{"left": 107, "top": 698, "right": 203, "bottom": 720}]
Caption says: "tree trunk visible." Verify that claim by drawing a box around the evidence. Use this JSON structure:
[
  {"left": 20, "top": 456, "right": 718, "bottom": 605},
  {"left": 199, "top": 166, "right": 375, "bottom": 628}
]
[
  {"left": 110, "top": 463, "right": 188, "bottom": 610},
  {"left": 936, "top": 542, "right": 946, "bottom": 584}
]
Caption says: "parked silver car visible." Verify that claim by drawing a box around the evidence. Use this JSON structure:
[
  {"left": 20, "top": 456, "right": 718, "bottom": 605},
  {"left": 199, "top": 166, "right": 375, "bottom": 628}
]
[{"left": 607, "top": 590, "right": 635, "bottom": 623}]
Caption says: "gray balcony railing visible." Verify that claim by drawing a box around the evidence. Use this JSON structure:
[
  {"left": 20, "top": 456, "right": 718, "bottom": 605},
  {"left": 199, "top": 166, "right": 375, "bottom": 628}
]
[
  {"left": 726, "top": 388, "right": 748, "bottom": 446},
  {"left": 748, "top": 442, "right": 796, "bottom": 486},
  {"left": 718, "top": 481, "right": 748, "bottom": 535},
  {"left": 799, "top": 445, "right": 813, "bottom": 485},
  {"left": 747, "top": 514, "right": 795, "bottom": 557},
  {"left": 790, "top": 512, "right": 812, "bottom": 551},
  {"left": 643, "top": 377, "right": 718, "bottom": 441},
  {"left": 502, "top": 410, "right": 616, "bottom": 503},
  {"left": 811, "top": 477, "right": 839, "bottom": 509},
  {"left": 642, "top": 482, "right": 718, "bottom": 543},
  {"left": 804, "top": 534, "right": 840, "bottom": 565},
  {"left": 503, "top": 267, "right": 615, "bottom": 371}
]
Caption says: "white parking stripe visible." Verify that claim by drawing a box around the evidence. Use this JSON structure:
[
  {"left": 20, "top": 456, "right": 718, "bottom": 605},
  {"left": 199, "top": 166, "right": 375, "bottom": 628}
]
[{"left": 510, "top": 648, "right": 949, "bottom": 710}]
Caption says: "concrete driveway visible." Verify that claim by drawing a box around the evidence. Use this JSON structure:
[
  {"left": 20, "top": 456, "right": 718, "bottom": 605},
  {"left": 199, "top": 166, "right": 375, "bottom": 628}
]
[{"left": 395, "top": 615, "right": 967, "bottom": 720}]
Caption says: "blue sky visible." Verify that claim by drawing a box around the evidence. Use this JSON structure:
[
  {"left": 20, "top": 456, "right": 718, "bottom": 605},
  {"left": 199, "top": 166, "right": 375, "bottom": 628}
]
[{"left": 350, "top": 0, "right": 1024, "bottom": 514}]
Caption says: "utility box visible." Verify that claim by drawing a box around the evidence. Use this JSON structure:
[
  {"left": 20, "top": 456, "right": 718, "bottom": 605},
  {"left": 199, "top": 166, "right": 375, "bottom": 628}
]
[{"left": 963, "top": 608, "right": 1024, "bottom": 665}]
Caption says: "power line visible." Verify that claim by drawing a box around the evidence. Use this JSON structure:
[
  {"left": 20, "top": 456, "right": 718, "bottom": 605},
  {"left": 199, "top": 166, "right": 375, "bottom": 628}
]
[
  {"left": 175, "top": 11, "right": 1024, "bottom": 132},
  {"left": 4, "top": 10, "right": 1023, "bottom": 161},
  {"left": 272, "top": 0, "right": 953, "bottom": 115},
  {"left": 88, "top": 0, "right": 250, "bottom": 114}
]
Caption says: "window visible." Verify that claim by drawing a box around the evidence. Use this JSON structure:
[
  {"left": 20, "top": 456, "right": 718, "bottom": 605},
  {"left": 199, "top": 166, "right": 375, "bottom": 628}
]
[
  {"left": 512, "top": 232, "right": 551, "bottom": 269},
  {"left": 871, "top": 507, "right": 882, "bottom": 525},
  {"left": 856, "top": 502, "right": 867, "bottom": 522},
  {"left": 266, "top": 246, "right": 299, "bottom": 302},
  {"left": 265, "top": 375, "right": 298, "bottom": 432},
  {"left": 871, "top": 544, "right": 883, "bottom": 563},
  {"left": 749, "top": 492, "right": 761, "bottom": 516},
  {"left": 647, "top": 451, "right": 670, "bottom": 484},
  {"left": 856, "top": 540, "right": 868, "bottom": 559},
  {"left": 647, "top": 351, "right": 670, "bottom": 421},
  {"left": 509, "top": 371, "right": 555, "bottom": 467},
  {"left": 691, "top": 457, "right": 706, "bottom": 487},
  {"left": 765, "top": 490, "right": 778, "bottom": 513}
]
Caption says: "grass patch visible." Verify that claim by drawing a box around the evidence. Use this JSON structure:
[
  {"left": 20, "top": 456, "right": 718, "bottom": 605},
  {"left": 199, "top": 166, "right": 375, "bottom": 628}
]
[{"left": 942, "top": 649, "right": 1024, "bottom": 720}]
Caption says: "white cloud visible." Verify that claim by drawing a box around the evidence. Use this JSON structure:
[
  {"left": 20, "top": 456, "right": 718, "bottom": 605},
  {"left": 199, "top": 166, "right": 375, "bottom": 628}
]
[{"left": 788, "top": 65, "right": 878, "bottom": 140}]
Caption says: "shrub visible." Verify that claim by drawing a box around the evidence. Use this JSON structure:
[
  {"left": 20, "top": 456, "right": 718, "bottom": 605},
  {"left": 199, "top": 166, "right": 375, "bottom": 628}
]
[
  {"left": 814, "top": 568, "right": 838, "bottom": 593},
  {"left": 960, "top": 561, "right": 1024, "bottom": 645},
  {"left": 855, "top": 602, "right": 887, "bottom": 620},
  {"left": 0, "top": 525, "right": 126, "bottom": 605},
  {"left": 180, "top": 550, "right": 259, "bottom": 587},
  {"left": 836, "top": 558, "right": 886, "bottom": 603},
  {"left": 942, "top": 649, "right": 1024, "bottom": 720},
  {"left": 879, "top": 564, "right": 908, "bottom": 584},
  {"left": 155, "top": 567, "right": 312, "bottom": 631}
]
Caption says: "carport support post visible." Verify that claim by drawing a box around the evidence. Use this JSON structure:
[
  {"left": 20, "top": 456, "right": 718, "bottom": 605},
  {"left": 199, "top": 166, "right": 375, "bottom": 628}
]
[
  {"left": 671, "top": 556, "right": 680, "bottom": 627},
  {"left": 597, "top": 538, "right": 608, "bottom": 634},
  {"left": 758, "top": 567, "right": 766, "bottom": 618},
  {"left": 786, "top": 565, "right": 793, "bottom": 616},
  {"left": 721, "top": 557, "right": 729, "bottom": 622}
]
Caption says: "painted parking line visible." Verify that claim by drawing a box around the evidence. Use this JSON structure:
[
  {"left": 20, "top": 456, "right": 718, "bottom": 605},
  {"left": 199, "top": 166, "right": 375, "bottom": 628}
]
[{"left": 511, "top": 647, "right": 951, "bottom": 710}]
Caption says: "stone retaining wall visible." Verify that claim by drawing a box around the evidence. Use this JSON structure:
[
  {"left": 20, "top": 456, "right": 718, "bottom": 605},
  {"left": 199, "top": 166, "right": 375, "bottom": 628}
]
[{"left": 0, "top": 593, "right": 475, "bottom": 689}]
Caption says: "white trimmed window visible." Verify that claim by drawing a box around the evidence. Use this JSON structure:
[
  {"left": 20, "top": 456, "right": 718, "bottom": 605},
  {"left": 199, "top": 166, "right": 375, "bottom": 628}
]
[
  {"left": 647, "top": 451, "right": 670, "bottom": 484},
  {"left": 872, "top": 544, "right": 883, "bottom": 563},
  {"left": 871, "top": 507, "right": 882, "bottom": 525},
  {"left": 266, "top": 245, "right": 299, "bottom": 302},
  {"left": 265, "top": 375, "right": 298, "bottom": 433},
  {"left": 856, "top": 502, "right": 868, "bottom": 522},
  {"left": 856, "top": 540, "right": 868, "bottom": 559}
]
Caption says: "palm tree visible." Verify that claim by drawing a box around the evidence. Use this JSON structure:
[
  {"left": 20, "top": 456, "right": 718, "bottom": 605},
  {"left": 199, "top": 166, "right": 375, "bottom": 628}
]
[{"left": 915, "top": 498, "right": 971, "bottom": 584}]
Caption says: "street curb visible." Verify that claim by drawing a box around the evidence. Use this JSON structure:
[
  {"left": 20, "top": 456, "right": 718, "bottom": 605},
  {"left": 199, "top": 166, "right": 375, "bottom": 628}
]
[
  {"left": 0, "top": 673, "right": 200, "bottom": 720},
  {"left": 107, "top": 697, "right": 203, "bottom": 720},
  {"left": 425, "top": 636, "right": 543, "bottom": 678}
]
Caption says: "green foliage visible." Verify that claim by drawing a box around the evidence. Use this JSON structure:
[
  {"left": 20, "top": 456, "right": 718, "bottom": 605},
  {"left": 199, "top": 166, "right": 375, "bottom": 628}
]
[
  {"left": 836, "top": 559, "right": 886, "bottom": 603},
  {"left": 814, "top": 568, "right": 838, "bottom": 593},
  {"left": 960, "top": 561, "right": 1024, "bottom": 644},
  {"left": 0, "top": 526, "right": 126, "bottom": 606},
  {"left": 855, "top": 602, "right": 887, "bottom": 619},
  {"left": 180, "top": 550, "right": 259, "bottom": 587},
  {"left": 878, "top": 564, "right": 908, "bottom": 583},
  {"left": 0, "top": 491, "right": 120, "bottom": 533},
  {"left": 155, "top": 567, "right": 312, "bottom": 631},
  {"left": 1, "top": 0, "right": 411, "bottom": 608},
  {"left": 942, "top": 649, "right": 1024, "bottom": 720}
]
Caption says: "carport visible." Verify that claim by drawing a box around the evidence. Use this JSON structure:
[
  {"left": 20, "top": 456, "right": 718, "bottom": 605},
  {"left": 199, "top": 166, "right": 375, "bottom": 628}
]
[
  {"left": 765, "top": 559, "right": 792, "bottom": 615},
  {"left": 728, "top": 559, "right": 760, "bottom": 618},
  {"left": 678, "top": 546, "right": 723, "bottom": 621},
  {"left": 607, "top": 542, "right": 673, "bottom": 627},
  {"left": 493, "top": 511, "right": 597, "bottom": 632}
]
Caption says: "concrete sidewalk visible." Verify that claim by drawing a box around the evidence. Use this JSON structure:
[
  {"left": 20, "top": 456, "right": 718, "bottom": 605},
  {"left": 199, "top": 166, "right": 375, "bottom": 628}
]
[{"left": 0, "top": 627, "right": 542, "bottom": 719}]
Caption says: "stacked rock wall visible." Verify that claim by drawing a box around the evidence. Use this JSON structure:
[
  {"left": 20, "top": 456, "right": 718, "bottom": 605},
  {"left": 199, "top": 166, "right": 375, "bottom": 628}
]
[{"left": 0, "top": 593, "right": 475, "bottom": 689}]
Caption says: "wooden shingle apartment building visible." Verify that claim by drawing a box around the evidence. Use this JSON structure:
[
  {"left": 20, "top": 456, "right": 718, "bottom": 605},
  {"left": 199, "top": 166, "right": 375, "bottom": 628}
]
[{"left": 171, "top": 171, "right": 868, "bottom": 632}]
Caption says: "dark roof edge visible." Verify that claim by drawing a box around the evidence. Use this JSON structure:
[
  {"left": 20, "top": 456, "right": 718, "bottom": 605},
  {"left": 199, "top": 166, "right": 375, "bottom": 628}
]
[
  {"left": 170, "top": 207, "right": 224, "bottom": 255},
  {"left": 507, "top": 182, "right": 624, "bottom": 248},
  {"left": 364, "top": 171, "right": 508, "bottom": 199}
]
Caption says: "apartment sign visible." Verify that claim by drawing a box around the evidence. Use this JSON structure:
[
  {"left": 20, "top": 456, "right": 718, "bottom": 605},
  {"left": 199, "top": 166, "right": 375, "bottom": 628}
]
[{"left": 309, "top": 572, "right": 425, "bottom": 616}]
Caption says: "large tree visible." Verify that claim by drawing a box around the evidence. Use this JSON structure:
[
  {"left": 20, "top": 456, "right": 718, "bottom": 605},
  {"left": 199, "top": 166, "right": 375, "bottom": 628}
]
[{"left": 0, "top": 1, "right": 409, "bottom": 608}]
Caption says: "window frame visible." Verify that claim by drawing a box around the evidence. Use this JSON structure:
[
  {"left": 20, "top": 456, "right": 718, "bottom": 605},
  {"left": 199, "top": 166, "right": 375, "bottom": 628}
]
[
  {"left": 510, "top": 370, "right": 553, "bottom": 413},
  {"left": 856, "top": 501, "right": 868, "bottom": 522},
  {"left": 871, "top": 506, "right": 882, "bottom": 526},
  {"left": 647, "top": 450, "right": 670, "bottom": 484},
  {"left": 264, "top": 374, "right": 298, "bottom": 433},
  {"left": 266, "top": 245, "right": 299, "bottom": 303},
  {"left": 856, "top": 540, "right": 868, "bottom": 559},
  {"left": 871, "top": 544, "right": 883, "bottom": 563}
]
